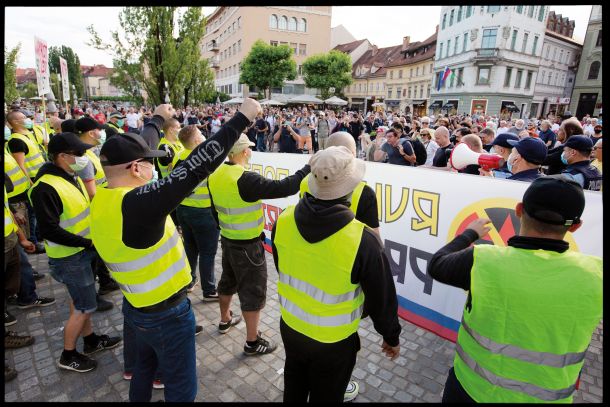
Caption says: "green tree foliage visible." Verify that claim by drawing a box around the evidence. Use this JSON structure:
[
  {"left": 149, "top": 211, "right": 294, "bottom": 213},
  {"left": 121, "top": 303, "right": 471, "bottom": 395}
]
[
  {"left": 302, "top": 50, "right": 353, "bottom": 100},
  {"left": 48, "top": 45, "right": 85, "bottom": 99},
  {"left": 87, "top": 7, "right": 211, "bottom": 107},
  {"left": 239, "top": 40, "right": 296, "bottom": 99},
  {"left": 183, "top": 59, "right": 216, "bottom": 107},
  {"left": 19, "top": 82, "right": 39, "bottom": 99},
  {"left": 4, "top": 43, "right": 21, "bottom": 105}
]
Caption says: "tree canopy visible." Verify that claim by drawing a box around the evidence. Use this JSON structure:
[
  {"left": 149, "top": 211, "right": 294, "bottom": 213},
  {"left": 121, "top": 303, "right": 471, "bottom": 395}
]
[
  {"left": 239, "top": 40, "right": 297, "bottom": 99},
  {"left": 48, "top": 45, "right": 85, "bottom": 100},
  {"left": 87, "top": 6, "right": 214, "bottom": 107},
  {"left": 4, "top": 43, "right": 21, "bottom": 105},
  {"left": 302, "top": 50, "right": 353, "bottom": 100}
]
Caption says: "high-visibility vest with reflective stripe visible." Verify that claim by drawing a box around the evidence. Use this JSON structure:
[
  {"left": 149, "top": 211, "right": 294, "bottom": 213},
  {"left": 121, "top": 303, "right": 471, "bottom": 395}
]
[
  {"left": 274, "top": 205, "right": 365, "bottom": 343},
  {"left": 177, "top": 148, "right": 210, "bottom": 208},
  {"left": 4, "top": 186, "right": 18, "bottom": 238},
  {"left": 107, "top": 122, "right": 124, "bottom": 133},
  {"left": 157, "top": 137, "right": 183, "bottom": 178},
  {"left": 208, "top": 163, "right": 264, "bottom": 240},
  {"left": 455, "top": 245, "right": 603, "bottom": 403},
  {"left": 44, "top": 121, "right": 55, "bottom": 138},
  {"left": 4, "top": 150, "right": 30, "bottom": 198},
  {"left": 32, "top": 125, "right": 49, "bottom": 159},
  {"left": 9, "top": 133, "right": 45, "bottom": 178},
  {"left": 299, "top": 174, "right": 365, "bottom": 214},
  {"left": 90, "top": 187, "right": 192, "bottom": 308},
  {"left": 84, "top": 149, "right": 108, "bottom": 187},
  {"left": 29, "top": 174, "right": 91, "bottom": 259}
]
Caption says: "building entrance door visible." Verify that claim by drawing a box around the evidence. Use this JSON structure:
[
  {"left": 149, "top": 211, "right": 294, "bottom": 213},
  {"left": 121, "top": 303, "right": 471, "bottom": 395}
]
[{"left": 576, "top": 93, "right": 598, "bottom": 119}]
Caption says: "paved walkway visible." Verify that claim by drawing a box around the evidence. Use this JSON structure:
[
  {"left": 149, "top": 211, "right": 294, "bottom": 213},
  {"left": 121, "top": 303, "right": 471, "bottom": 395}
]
[{"left": 4, "top": 251, "right": 603, "bottom": 402}]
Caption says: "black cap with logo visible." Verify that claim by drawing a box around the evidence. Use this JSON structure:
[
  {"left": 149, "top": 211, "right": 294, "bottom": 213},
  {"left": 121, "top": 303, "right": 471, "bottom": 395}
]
[{"left": 99, "top": 133, "right": 166, "bottom": 166}]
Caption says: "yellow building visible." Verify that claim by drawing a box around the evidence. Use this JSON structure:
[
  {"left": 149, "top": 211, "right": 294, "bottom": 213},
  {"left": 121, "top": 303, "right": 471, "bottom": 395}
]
[
  {"left": 201, "top": 6, "right": 332, "bottom": 98},
  {"left": 385, "top": 31, "right": 437, "bottom": 116}
]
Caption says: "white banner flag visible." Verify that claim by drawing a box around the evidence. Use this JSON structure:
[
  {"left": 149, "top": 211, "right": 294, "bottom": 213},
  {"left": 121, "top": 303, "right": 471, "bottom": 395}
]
[
  {"left": 247, "top": 152, "right": 603, "bottom": 342},
  {"left": 34, "top": 36, "right": 51, "bottom": 96},
  {"left": 59, "top": 57, "right": 70, "bottom": 102}
]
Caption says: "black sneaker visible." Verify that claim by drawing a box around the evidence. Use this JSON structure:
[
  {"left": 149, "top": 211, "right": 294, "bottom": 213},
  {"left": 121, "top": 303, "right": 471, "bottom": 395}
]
[
  {"left": 186, "top": 278, "right": 198, "bottom": 293},
  {"left": 83, "top": 334, "right": 122, "bottom": 355},
  {"left": 32, "top": 271, "right": 45, "bottom": 281},
  {"left": 95, "top": 295, "right": 113, "bottom": 312},
  {"left": 218, "top": 311, "right": 242, "bottom": 334},
  {"left": 5, "top": 311, "right": 17, "bottom": 327},
  {"left": 243, "top": 333, "right": 277, "bottom": 356},
  {"left": 58, "top": 351, "right": 97, "bottom": 373},
  {"left": 195, "top": 325, "right": 203, "bottom": 336},
  {"left": 17, "top": 297, "right": 56, "bottom": 309},
  {"left": 7, "top": 294, "right": 18, "bottom": 305},
  {"left": 98, "top": 280, "right": 120, "bottom": 295},
  {"left": 202, "top": 292, "right": 219, "bottom": 302}
]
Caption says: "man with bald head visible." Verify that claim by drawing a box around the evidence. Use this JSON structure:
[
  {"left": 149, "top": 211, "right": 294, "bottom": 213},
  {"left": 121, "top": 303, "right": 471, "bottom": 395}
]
[{"left": 432, "top": 126, "right": 453, "bottom": 169}]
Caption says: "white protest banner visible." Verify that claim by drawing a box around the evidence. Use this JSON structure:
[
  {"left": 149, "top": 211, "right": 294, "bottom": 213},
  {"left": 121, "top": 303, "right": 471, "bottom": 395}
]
[
  {"left": 34, "top": 36, "right": 51, "bottom": 96},
  {"left": 247, "top": 152, "right": 603, "bottom": 342},
  {"left": 59, "top": 57, "right": 70, "bottom": 102}
]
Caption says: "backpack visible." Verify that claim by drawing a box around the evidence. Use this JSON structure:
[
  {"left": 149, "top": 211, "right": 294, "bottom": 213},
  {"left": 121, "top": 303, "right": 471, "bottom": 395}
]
[{"left": 411, "top": 138, "right": 428, "bottom": 166}]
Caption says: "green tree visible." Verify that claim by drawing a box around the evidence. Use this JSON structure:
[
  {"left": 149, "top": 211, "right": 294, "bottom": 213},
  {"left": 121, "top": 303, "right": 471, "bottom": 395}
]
[
  {"left": 19, "top": 82, "right": 39, "bottom": 99},
  {"left": 302, "top": 50, "right": 353, "bottom": 100},
  {"left": 87, "top": 7, "right": 209, "bottom": 106},
  {"left": 239, "top": 40, "right": 297, "bottom": 100},
  {"left": 184, "top": 59, "right": 216, "bottom": 107},
  {"left": 48, "top": 45, "right": 85, "bottom": 99},
  {"left": 4, "top": 43, "right": 21, "bottom": 105}
]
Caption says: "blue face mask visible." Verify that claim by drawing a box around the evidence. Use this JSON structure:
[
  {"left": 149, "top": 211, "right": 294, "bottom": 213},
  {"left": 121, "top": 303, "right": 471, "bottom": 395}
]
[
  {"left": 117, "top": 119, "right": 124, "bottom": 127},
  {"left": 560, "top": 151, "right": 569, "bottom": 165},
  {"left": 4, "top": 126, "right": 11, "bottom": 140},
  {"left": 24, "top": 119, "right": 34, "bottom": 130}
]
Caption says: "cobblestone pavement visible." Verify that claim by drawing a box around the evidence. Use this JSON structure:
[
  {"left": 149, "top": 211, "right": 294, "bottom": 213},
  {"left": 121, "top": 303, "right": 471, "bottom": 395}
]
[{"left": 4, "top": 251, "right": 603, "bottom": 402}]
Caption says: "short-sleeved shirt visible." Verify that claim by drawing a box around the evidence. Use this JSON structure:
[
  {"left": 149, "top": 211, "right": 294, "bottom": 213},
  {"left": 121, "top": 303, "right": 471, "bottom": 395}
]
[
  {"left": 381, "top": 139, "right": 415, "bottom": 166},
  {"left": 126, "top": 113, "right": 140, "bottom": 128},
  {"left": 297, "top": 117, "right": 311, "bottom": 136},
  {"left": 255, "top": 119, "right": 268, "bottom": 135},
  {"left": 432, "top": 145, "right": 453, "bottom": 168},
  {"left": 278, "top": 128, "right": 297, "bottom": 153}
]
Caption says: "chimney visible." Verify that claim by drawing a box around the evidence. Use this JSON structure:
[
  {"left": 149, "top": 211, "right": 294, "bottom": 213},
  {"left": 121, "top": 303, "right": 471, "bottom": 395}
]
[
  {"left": 371, "top": 45, "right": 378, "bottom": 56},
  {"left": 402, "top": 36, "right": 411, "bottom": 49}
]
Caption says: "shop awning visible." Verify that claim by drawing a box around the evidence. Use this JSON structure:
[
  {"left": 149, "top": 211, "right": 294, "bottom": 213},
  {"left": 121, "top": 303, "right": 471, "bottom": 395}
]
[
  {"left": 504, "top": 103, "right": 520, "bottom": 112},
  {"left": 429, "top": 100, "right": 443, "bottom": 109},
  {"left": 386, "top": 99, "right": 400, "bottom": 106},
  {"left": 442, "top": 101, "right": 457, "bottom": 109},
  {"left": 412, "top": 100, "right": 426, "bottom": 107}
]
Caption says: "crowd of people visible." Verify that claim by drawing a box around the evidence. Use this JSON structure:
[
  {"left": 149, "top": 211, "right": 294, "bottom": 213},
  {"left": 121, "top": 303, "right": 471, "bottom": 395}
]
[{"left": 3, "top": 95, "right": 603, "bottom": 402}]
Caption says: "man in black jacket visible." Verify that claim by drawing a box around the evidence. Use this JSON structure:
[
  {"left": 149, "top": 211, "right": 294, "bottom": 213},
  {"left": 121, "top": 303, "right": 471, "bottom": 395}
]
[{"left": 272, "top": 146, "right": 401, "bottom": 402}]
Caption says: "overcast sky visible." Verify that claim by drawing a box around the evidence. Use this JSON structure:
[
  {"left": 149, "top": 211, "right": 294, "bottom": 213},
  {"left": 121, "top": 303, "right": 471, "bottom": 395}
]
[{"left": 5, "top": 6, "right": 593, "bottom": 69}]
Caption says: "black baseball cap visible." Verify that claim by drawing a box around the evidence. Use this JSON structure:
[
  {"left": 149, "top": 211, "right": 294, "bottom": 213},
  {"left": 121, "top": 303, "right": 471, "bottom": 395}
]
[
  {"left": 491, "top": 132, "right": 519, "bottom": 149},
  {"left": 48, "top": 132, "right": 95, "bottom": 155},
  {"left": 507, "top": 137, "right": 547, "bottom": 165},
  {"left": 522, "top": 175, "right": 585, "bottom": 226},
  {"left": 563, "top": 135, "right": 594, "bottom": 153},
  {"left": 99, "top": 132, "right": 166, "bottom": 166},
  {"left": 61, "top": 119, "right": 77, "bottom": 133},
  {"left": 75, "top": 117, "right": 103, "bottom": 134}
]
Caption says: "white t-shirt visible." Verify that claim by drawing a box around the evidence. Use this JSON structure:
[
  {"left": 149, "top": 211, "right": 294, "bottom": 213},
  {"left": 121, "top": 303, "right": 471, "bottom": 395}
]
[
  {"left": 211, "top": 118, "right": 222, "bottom": 134},
  {"left": 583, "top": 124, "right": 595, "bottom": 136},
  {"left": 126, "top": 113, "right": 140, "bottom": 128},
  {"left": 498, "top": 126, "right": 510, "bottom": 134},
  {"left": 551, "top": 123, "right": 560, "bottom": 132}
]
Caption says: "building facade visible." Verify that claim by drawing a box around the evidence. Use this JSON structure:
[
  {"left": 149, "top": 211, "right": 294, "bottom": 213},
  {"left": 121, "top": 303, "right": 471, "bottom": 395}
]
[
  {"left": 570, "top": 5, "right": 602, "bottom": 119},
  {"left": 430, "top": 5, "right": 549, "bottom": 119},
  {"left": 385, "top": 32, "right": 437, "bottom": 116},
  {"left": 81, "top": 65, "right": 124, "bottom": 98},
  {"left": 331, "top": 24, "right": 357, "bottom": 49},
  {"left": 201, "top": 6, "right": 332, "bottom": 98},
  {"left": 532, "top": 17, "right": 582, "bottom": 119}
]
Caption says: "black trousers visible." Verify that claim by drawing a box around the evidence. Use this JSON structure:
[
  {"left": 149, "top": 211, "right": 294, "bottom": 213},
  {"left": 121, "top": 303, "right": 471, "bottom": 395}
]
[
  {"left": 442, "top": 367, "right": 476, "bottom": 403},
  {"left": 280, "top": 318, "right": 360, "bottom": 402}
]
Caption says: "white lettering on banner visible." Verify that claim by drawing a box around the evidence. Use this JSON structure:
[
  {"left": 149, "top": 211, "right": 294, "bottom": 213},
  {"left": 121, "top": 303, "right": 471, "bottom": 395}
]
[
  {"left": 249, "top": 152, "right": 603, "bottom": 342},
  {"left": 34, "top": 36, "right": 51, "bottom": 96}
]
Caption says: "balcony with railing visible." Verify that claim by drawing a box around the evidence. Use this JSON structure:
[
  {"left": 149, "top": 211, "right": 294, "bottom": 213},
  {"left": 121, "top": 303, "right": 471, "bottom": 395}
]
[
  {"left": 473, "top": 48, "right": 500, "bottom": 63},
  {"left": 209, "top": 57, "right": 220, "bottom": 69}
]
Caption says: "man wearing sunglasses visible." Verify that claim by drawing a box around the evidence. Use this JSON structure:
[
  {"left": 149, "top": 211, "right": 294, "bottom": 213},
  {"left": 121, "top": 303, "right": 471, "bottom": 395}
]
[{"left": 88, "top": 99, "right": 261, "bottom": 402}]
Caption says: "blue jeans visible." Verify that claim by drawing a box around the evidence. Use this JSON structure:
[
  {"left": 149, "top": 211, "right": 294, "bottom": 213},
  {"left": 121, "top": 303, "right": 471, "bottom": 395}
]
[
  {"left": 176, "top": 205, "right": 220, "bottom": 296},
  {"left": 25, "top": 200, "right": 39, "bottom": 244},
  {"left": 123, "top": 310, "right": 161, "bottom": 381},
  {"left": 17, "top": 245, "right": 37, "bottom": 305},
  {"left": 49, "top": 248, "right": 97, "bottom": 313},
  {"left": 122, "top": 297, "right": 197, "bottom": 402},
  {"left": 256, "top": 133, "right": 267, "bottom": 152}
]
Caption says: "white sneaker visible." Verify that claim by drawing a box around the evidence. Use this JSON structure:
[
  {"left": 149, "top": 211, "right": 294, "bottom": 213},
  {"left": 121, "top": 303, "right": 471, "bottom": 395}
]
[{"left": 344, "top": 380, "right": 359, "bottom": 402}]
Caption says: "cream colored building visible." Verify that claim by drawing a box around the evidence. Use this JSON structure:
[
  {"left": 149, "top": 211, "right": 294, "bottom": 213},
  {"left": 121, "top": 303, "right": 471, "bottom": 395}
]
[{"left": 201, "top": 6, "right": 332, "bottom": 98}]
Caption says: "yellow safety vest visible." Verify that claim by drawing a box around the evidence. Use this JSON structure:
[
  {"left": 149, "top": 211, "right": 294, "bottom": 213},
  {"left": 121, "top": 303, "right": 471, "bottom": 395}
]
[
  {"left": 4, "top": 186, "right": 18, "bottom": 238},
  {"left": 157, "top": 137, "right": 183, "bottom": 178},
  {"left": 274, "top": 205, "right": 365, "bottom": 343},
  {"left": 299, "top": 174, "right": 366, "bottom": 214},
  {"left": 29, "top": 173, "right": 91, "bottom": 259},
  {"left": 9, "top": 132, "right": 46, "bottom": 178},
  {"left": 84, "top": 149, "right": 108, "bottom": 187},
  {"left": 176, "top": 148, "right": 210, "bottom": 208},
  {"left": 107, "top": 121, "right": 125, "bottom": 133},
  {"left": 32, "top": 125, "right": 48, "bottom": 158},
  {"left": 208, "top": 163, "right": 264, "bottom": 240},
  {"left": 4, "top": 150, "right": 31, "bottom": 199},
  {"left": 90, "top": 187, "right": 192, "bottom": 308},
  {"left": 455, "top": 245, "right": 603, "bottom": 403}
]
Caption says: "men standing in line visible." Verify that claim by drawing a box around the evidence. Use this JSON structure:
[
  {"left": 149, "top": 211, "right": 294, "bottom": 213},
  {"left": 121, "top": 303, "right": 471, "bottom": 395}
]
[
  {"left": 428, "top": 176, "right": 602, "bottom": 402},
  {"left": 208, "top": 133, "right": 310, "bottom": 356},
  {"left": 89, "top": 99, "right": 260, "bottom": 402},
  {"left": 272, "top": 146, "right": 401, "bottom": 402},
  {"left": 29, "top": 133, "right": 122, "bottom": 373}
]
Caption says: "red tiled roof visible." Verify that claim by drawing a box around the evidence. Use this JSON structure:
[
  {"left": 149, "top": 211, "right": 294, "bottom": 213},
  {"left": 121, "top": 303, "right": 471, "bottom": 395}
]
[
  {"left": 82, "top": 64, "right": 113, "bottom": 78},
  {"left": 387, "top": 32, "right": 437, "bottom": 67},
  {"left": 16, "top": 68, "right": 37, "bottom": 84},
  {"left": 333, "top": 39, "right": 367, "bottom": 54}
]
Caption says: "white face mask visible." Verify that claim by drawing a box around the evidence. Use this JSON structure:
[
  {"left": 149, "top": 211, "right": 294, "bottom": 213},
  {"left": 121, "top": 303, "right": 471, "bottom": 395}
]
[
  {"left": 98, "top": 130, "right": 107, "bottom": 144},
  {"left": 67, "top": 154, "right": 89, "bottom": 171}
]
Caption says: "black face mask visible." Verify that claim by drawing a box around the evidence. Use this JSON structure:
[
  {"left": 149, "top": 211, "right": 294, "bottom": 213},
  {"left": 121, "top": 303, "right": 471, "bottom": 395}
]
[{"left": 594, "top": 129, "right": 602, "bottom": 134}]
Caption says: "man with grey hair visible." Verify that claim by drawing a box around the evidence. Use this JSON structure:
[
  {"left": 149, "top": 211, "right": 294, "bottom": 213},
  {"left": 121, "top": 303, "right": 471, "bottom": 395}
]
[{"left": 508, "top": 119, "right": 525, "bottom": 135}]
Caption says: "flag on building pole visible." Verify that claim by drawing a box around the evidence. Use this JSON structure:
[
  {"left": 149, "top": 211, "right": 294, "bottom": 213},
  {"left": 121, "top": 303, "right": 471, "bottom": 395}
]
[{"left": 436, "top": 66, "right": 448, "bottom": 91}]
